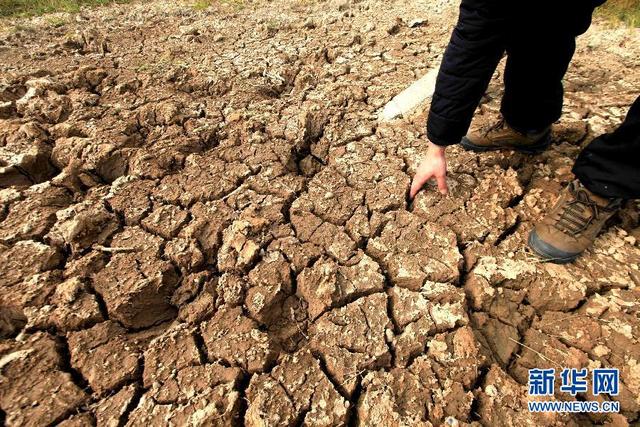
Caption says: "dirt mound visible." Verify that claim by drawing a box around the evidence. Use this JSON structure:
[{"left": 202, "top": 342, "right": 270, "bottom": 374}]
[{"left": 0, "top": 0, "right": 639, "bottom": 425}]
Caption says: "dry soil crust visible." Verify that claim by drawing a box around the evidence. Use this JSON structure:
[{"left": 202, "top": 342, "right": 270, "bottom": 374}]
[{"left": 0, "top": 0, "right": 639, "bottom": 425}]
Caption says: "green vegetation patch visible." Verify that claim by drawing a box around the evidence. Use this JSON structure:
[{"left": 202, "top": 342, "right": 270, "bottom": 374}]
[
  {"left": 0, "top": 0, "right": 132, "bottom": 18},
  {"left": 189, "top": 0, "right": 245, "bottom": 11},
  {"left": 597, "top": 0, "right": 640, "bottom": 27}
]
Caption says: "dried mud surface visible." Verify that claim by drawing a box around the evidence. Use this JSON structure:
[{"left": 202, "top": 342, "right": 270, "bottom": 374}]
[{"left": 1, "top": 0, "right": 639, "bottom": 425}]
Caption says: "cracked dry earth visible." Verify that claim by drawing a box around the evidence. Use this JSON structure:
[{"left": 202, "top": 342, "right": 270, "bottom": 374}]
[{"left": 0, "top": 0, "right": 639, "bottom": 425}]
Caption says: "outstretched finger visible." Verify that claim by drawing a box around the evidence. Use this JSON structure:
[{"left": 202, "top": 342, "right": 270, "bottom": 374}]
[
  {"left": 436, "top": 174, "right": 448, "bottom": 195},
  {"left": 409, "top": 172, "right": 431, "bottom": 200}
]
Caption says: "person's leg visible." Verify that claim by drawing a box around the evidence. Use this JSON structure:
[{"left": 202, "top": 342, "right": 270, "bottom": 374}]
[
  {"left": 528, "top": 96, "right": 639, "bottom": 264},
  {"left": 500, "top": 1, "right": 600, "bottom": 132},
  {"left": 427, "top": 0, "right": 510, "bottom": 147},
  {"left": 573, "top": 95, "right": 640, "bottom": 199},
  {"left": 458, "top": 1, "right": 603, "bottom": 153}
]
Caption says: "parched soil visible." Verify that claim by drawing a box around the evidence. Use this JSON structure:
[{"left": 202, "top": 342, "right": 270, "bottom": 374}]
[{"left": 0, "top": 0, "right": 639, "bottom": 425}]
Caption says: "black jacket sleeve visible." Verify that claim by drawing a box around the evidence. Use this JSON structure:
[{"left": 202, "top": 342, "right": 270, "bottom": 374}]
[{"left": 427, "top": 0, "right": 507, "bottom": 146}]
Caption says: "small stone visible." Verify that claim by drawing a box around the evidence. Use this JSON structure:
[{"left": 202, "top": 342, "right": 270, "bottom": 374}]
[{"left": 408, "top": 18, "right": 427, "bottom": 28}]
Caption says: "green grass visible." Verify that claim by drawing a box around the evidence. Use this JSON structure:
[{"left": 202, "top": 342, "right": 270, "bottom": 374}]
[
  {"left": 45, "top": 14, "right": 68, "bottom": 25},
  {"left": 191, "top": 0, "right": 210, "bottom": 10},
  {"left": 189, "top": 0, "right": 244, "bottom": 11},
  {"left": 0, "top": 0, "right": 133, "bottom": 18},
  {"left": 597, "top": 0, "right": 640, "bottom": 27}
]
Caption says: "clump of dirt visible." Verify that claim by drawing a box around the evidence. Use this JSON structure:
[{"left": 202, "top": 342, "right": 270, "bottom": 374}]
[
  {"left": 92, "top": 227, "right": 180, "bottom": 328},
  {"left": 0, "top": 121, "right": 57, "bottom": 187},
  {"left": 0, "top": 183, "right": 72, "bottom": 244},
  {"left": 200, "top": 305, "right": 277, "bottom": 373},
  {"left": 24, "top": 277, "right": 104, "bottom": 331},
  {"left": 474, "top": 365, "right": 579, "bottom": 426},
  {"left": 0, "top": 0, "right": 639, "bottom": 424},
  {"left": 358, "top": 327, "right": 487, "bottom": 425},
  {"left": 367, "top": 210, "right": 462, "bottom": 288},
  {"left": 389, "top": 282, "right": 468, "bottom": 366},
  {"left": 246, "top": 349, "right": 350, "bottom": 426},
  {"left": 67, "top": 320, "right": 141, "bottom": 395},
  {"left": 0, "top": 332, "right": 88, "bottom": 425},
  {"left": 309, "top": 293, "right": 392, "bottom": 396},
  {"left": 298, "top": 252, "right": 385, "bottom": 319}
]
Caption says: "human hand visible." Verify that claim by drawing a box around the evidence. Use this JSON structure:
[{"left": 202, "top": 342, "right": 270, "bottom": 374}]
[{"left": 409, "top": 141, "right": 448, "bottom": 199}]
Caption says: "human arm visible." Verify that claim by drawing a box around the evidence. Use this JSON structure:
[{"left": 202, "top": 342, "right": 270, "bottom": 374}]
[
  {"left": 427, "top": 0, "right": 507, "bottom": 147},
  {"left": 409, "top": 141, "right": 448, "bottom": 199}
]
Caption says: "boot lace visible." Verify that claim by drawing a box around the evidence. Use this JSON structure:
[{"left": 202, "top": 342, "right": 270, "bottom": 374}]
[
  {"left": 554, "top": 183, "right": 618, "bottom": 236},
  {"left": 482, "top": 117, "right": 507, "bottom": 137}
]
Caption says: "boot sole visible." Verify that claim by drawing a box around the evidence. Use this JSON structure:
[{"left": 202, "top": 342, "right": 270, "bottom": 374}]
[
  {"left": 527, "top": 229, "right": 580, "bottom": 264},
  {"left": 461, "top": 133, "right": 551, "bottom": 154}
]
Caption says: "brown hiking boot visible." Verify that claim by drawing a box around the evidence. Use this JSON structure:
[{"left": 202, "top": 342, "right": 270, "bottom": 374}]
[
  {"left": 461, "top": 117, "right": 551, "bottom": 154},
  {"left": 528, "top": 180, "right": 622, "bottom": 263}
]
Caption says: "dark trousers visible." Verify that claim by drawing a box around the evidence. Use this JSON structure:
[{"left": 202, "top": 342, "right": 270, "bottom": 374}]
[
  {"left": 502, "top": 2, "right": 640, "bottom": 200},
  {"left": 500, "top": 2, "right": 597, "bottom": 132},
  {"left": 427, "top": 0, "right": 639, "bottom": 199},
  {"left": 573, "top": 96, "right": 640, "bottom": 199}
]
